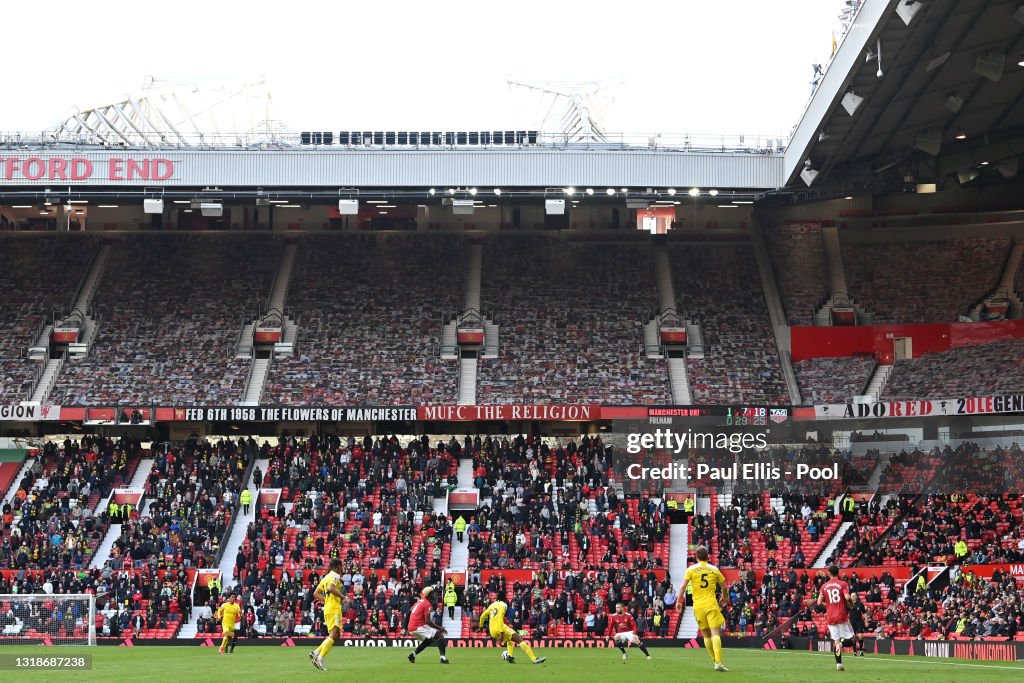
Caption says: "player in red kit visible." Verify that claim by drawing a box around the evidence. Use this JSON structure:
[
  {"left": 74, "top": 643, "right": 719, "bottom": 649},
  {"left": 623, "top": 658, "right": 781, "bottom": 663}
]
[
  {"left": 406, "top": 586, "right": 450, "bottom": 664},
  {"left": 817, "top": 566, "right": 855, "bottom": 671},
  {"left": 608, "top": 603, "right": 652, "bottom": 661}
]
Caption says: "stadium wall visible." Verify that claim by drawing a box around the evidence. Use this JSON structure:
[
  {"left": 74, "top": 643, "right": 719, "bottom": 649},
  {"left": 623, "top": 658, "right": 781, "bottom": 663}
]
[
  {"left": 0, "top": 150, "right": 783, "bottom": 189},
  {"left": 790, "top": 320, "right": 1024, "bottom": 362}
]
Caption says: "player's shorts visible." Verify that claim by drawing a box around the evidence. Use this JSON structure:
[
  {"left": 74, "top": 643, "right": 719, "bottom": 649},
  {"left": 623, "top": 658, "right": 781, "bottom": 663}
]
[
  {"left": 828, "top": 621, "right": 855, "bottom": 641},
  {"left": 693, "top": 605, "right": 725, "bottom": 631},
  {"left": 490, "top": 624, "right": 517, "bottom": 644},
  {"left": 615, "top": 631, "right": 638, "bottom": 643},
  {"left": 411, "top": 625, "right": 439, "bottom": 641},
  {"left": 221, "top": 623, "right": 236, "bottom": 637},
  {"left": 324, "top": 610, "right": 343, "bottom": 631}
]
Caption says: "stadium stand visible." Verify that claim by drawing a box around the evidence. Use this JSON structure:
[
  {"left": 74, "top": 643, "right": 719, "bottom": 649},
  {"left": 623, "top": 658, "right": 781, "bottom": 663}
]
[
  {"left": 1, "top": 437, "right": 141, "bottom": 571},
  {"left": 0, "top": 236, "right": 96, "bottom": 401},
  {"left": 108, "top": 439, "right": 247, "bottom": 571},
  {"left": 460, "top": 433, "right": 679, "bottom": 638},
  {"left": 0, "top": 568, "right": 194, "bottom": 639},
  {"left": 263, "top": 235, "right": 463, "bottom": 405},
  {"left": 477, "top": 237, "right": 669, "bottom": 404},
  {"left": 842, "top": 238, "right": 1009, "bottom": 324},
  {"left": 763, "top": 222, "right": 828, "bottom": 327},
  {"left": 48, "top": 235, "right": 278, "bottom": 405},
  {"left": 230, "top": 435, "right": 453, "bottom": 637},
  {"left": 669, "top": 244, "right": 789, "bottom": 404},
  {"left": 793, "top": 356, "right": 876, "bottom": 404},
  {"left": 883, "top": 338, "right": 1024, "bottom": 400}
]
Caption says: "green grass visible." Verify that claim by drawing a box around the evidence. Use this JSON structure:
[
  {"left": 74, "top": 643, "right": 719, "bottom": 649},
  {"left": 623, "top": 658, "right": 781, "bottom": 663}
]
[{"left": 3, "top": 644, "right": 1023, "bottom": 682}]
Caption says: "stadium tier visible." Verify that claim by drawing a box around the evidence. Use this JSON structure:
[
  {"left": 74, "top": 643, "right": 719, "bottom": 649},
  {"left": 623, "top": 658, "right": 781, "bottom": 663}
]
[
  {"left": 264, "top": 235, "right": 464, "bottom": 405},
  {"left": 477, "top": 237, "right": 669, "bottom": 404}
]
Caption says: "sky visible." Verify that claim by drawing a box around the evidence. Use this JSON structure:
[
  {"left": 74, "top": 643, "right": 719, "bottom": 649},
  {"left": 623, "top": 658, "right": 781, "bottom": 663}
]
[{"left": 1, "top": 0, "right": 846, "bottom": 141}]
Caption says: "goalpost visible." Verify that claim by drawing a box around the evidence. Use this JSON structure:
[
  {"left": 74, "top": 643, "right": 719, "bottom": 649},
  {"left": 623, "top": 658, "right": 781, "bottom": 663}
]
[{"left": 0, "top": 594, "right": 97, "bottom": 646}]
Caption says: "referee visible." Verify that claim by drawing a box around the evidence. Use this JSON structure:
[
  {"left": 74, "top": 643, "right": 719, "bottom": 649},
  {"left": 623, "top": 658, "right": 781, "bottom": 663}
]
[{"left": 847, "top": 593, "right": 866, "bottom": 657}]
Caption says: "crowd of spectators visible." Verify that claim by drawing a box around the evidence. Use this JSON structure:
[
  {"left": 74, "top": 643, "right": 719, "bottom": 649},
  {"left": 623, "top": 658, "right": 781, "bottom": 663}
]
[
  {"left": 883, "top": 339, "right": 1024, "bottom": 400},
  {"left": 793, "top": 356, "right": 876, "bottom": 404},
  {"left": 108, "top": 437, "right": 251, "bottom": 571},
  {"left": 670, "top": 244, "right": 789, "bottom": 404},
  {"left": 843, "top": 238, "right": 1009, "bottom": 324},
  {"left": 896, "top": 568, "right": 1023, "bottom": 639},
  {"left": 210, "top": 563, "right": 437, "bottom": 638},
  {"left": 49, "top": 235, "right": 279, "bottom": 405},
  {"left": 790, "top": 567, "right": 1023, "bottom": 640},
  {"left": 764, "top": 222, "right": 829, "bottom": 327},
  {"left": 477, "top": 237, "right": 670, "bottom": 404},
  {"left": 0, "top": 236, "right": 96, "bottom": 401},
  {"left": 1, "top": 436, "right": 141, "bottom": 570},
  {"left": 265, "top": 235, "right": 463, "bottom": 405},
  {"left": 0, "top": 567, "right": 193, "bottom": 638},
  {"left": 226, "top": 435, "right": 456, "bottom": 636},
  {"left": 462, "top": 567, "right": 678, "bottom": 639},
  {"left": 697, "top": 489, "right": 838, "bottom": 570}
]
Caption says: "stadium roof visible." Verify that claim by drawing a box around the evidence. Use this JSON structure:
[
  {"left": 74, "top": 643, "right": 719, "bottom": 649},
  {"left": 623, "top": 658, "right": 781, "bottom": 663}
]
[{"left": 785, "top": 0, "right": 1024, "bottom": 196}]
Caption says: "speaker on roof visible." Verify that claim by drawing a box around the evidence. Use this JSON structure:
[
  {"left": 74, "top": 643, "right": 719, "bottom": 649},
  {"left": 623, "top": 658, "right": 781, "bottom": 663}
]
[
  {"left": 504, "top": 131, "right": 515, "bottom": 144},
  {"left": 421, "top": 132, "right": 431, "bottom": 145},
  {"left": 143, "top": 198, "right": 164, "bottom": 214},
  {"left": 493, "top": 131, "right": 503, "bottom": 145},
  {"left": 373, "top": 132, "right": 384, "bottom": 145},
  {"left": 528, "top": 131, "right": 538, "bottom": 144},
  {"left": 322, "top": 131, "right": 333, "bottom": 145},
  {"left": 432, "top": 132, "right": 442, "bottom": 145},
  {"left": 362, "top": 131, "right": 373, "bottom": 145},
  {"left": 452, "top": 199, "right": 475, "bottom": 215},
  {"left": 397, "top": 132, "right": 409, "bottom": 145},
  {"left": 545, "top": 199, "right": 566, "bottom": 215},
  {"left": 468, "top": 132, "right": 479, "bottom": 145},
  {"left": 338, "top": 199, "right": 359, "bottom": 215},
  {"left": 338, "top": 131, "right": 350, "bottom": 145},
  {"left": 481, "top": 131, "right": 491, "bottom": 145},
  {"left": 385, "top": 132, "right": 396, "bottom": 145},
  {"left": 457, "top": 132, "right": 468, "bottom": 145},
  {"left": 311, "top": 132, "right": 323, "bottom": 145},
  {"left": 445, "top": 132, "right": 455, "bottom": 145},
  {"left": 300, "top": 132, "right": 312, "bottom": 145}
]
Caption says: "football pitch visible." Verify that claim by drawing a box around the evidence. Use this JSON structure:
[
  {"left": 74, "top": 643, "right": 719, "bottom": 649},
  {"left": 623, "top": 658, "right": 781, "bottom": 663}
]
[{"left": 3, "top": 645, "right": 1023, "bottom": 682}]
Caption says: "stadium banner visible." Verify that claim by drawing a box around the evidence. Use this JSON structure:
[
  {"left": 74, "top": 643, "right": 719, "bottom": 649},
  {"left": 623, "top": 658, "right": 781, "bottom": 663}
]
[
  {"left": 417, "top": 405, "right": 598, "bottom": 421},
  {"left": 0, "top": 155, "right": 175, "bottom": 183},
  {"left": 448, "top": 490, "right": 479, "bottom": 507},
  {"left": 145, "top": 636, "right": 769, "bottom": 648},
  {"left": 479, "top": 569, "right": 667, "bottom": 584},
  {"left": 0, "top": 404, "right": 61, "bottom": 421},
  {"left": 800, "top": 394, "right": 1024, "bottom": 420},
  {"left": 153, "top": 406, "right": 418, "bottom": 422},
  {"left": 808, "top": 638, "right": 1022, "bottom": 662}
]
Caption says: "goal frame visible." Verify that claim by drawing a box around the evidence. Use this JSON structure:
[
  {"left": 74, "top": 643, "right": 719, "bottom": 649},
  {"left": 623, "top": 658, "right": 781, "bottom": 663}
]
[{"left": 0, "top": 593, "right": 97, "bottom": 646}]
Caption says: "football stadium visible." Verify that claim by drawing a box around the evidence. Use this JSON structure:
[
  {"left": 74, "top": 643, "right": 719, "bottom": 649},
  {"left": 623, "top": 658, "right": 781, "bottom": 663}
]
[{"left": 2, "top": 0, "right": 1024, "bottom": 680}]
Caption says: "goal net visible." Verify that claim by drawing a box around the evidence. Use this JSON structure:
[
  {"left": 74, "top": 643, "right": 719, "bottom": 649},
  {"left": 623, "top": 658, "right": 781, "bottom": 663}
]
[{"left": 0, "top": 594, "right": 96, "bottom": 646}]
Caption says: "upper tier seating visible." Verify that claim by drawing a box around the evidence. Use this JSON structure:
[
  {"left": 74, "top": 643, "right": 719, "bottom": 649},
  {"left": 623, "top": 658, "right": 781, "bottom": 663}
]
[{"left": 477, "top": 237, "right": 669, "bottom": 404}]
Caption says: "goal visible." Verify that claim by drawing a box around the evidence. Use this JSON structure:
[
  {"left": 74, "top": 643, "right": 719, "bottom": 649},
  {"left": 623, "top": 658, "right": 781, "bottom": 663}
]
[{"left": 0, "top": 594, "right": 96, "bottom": 646}]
